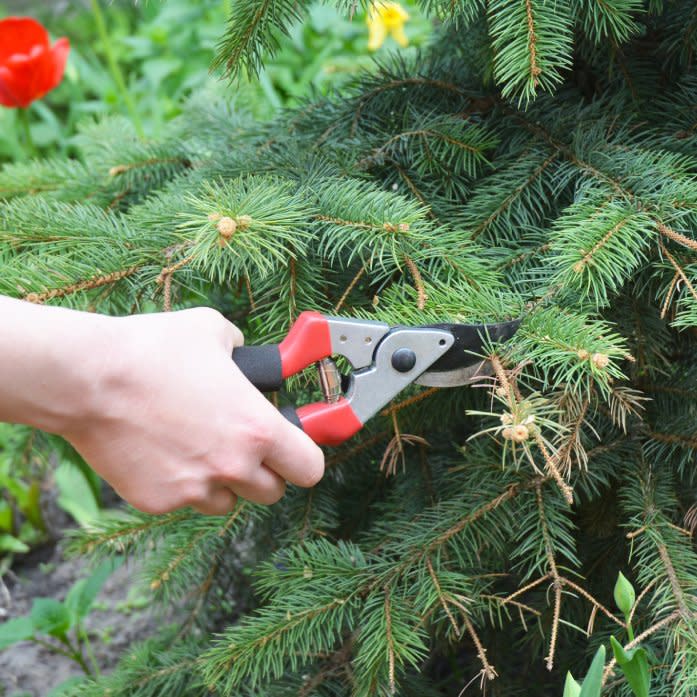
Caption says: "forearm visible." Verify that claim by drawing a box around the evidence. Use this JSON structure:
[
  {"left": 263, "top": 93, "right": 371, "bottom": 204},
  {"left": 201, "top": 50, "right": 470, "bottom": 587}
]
[{"left": 0, "top": 295, "right": 111, "bottom": 435}]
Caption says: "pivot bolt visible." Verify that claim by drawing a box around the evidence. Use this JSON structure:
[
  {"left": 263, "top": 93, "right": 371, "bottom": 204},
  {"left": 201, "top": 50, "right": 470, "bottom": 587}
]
[{"left": 391, "top": 348, "right": 417, "bottom": 372}]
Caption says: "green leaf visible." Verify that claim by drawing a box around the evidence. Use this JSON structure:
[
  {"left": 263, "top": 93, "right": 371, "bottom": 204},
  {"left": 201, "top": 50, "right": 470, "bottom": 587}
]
[
  {"left": 610, "top": 636, "right": 650, "bottom": 697},
  {"left": 65, "top": 557, "right": 123, "bottom": 621},
  {"left": 0, "top": 616, "right": 34, "bottom": 649},
  {"left": 55, "top": 462, "right": 100, "bottom": 527},
  {"left": 0, "top": 533, "right": 30, "bottom": 554},
  {"left": 563, "top": 671, "right": 582, "bottom": 697},
  {"left": 21, "top": 481, "right": 45, "bottom": 531},
  {"left": 0, "top": 499, "right": 13, "bottom": 531},
  {"left": 30, "top": 598, "right": 72, "bottom": 638},
  {"left": 613, "top": 572, "right": 636, "bottom": 617},
  {"left": 579, "top": 645, "right": 605, "bottom": 697}
]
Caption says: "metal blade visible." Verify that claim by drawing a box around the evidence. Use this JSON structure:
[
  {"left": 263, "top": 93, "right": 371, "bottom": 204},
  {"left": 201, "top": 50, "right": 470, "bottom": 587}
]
[
  {"left": 415, "top": 359, "right": 494, "bottom": 387},
  {"left": 422, "top": 319, "right": 520, "bottom": 375}
]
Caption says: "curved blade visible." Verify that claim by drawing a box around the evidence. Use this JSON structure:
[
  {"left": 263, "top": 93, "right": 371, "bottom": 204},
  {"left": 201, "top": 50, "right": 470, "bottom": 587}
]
[
  {"left": 416, "top": 318, "right": 521, "bottom": 387},
  {"left": 415, "top": 360, "right": 493, "bottom": 387}
]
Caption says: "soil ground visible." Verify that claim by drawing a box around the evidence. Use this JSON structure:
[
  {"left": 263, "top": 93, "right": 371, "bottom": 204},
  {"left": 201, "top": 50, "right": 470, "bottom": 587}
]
[{"left": 0, "top": 540, "right": 171, "bottom": 697}]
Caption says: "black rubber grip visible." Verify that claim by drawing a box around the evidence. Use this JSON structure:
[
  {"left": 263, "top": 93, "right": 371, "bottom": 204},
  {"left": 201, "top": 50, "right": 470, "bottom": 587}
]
[
  {"left": 279, "top": 405, "right": 303, "bottom": 431},
  {"left": 232, "top": 345, "right": 283, "bottom": 392}
]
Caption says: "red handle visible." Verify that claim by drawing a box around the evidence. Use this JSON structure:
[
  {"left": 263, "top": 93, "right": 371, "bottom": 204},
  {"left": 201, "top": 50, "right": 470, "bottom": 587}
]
[
  {"left": 295, "top": 399, "right": 363, "bottom": 446},
  {"left": 278, "top": 311, "right": 332, "bottom": 378}
]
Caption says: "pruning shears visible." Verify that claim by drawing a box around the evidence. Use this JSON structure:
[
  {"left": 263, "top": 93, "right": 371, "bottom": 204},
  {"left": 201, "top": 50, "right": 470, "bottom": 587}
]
[{"left": 232, "top": 311, "right": 519, "bottom": 446}]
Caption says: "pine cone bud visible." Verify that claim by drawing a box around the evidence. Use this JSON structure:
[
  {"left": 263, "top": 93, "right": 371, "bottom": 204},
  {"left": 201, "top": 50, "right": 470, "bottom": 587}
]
[
  {"left": 511, "top": 424, "right": 530, "bottom": 442},
  {"left": 208, "top": 212, "right": 222, "bottom": 222},
  {"left": 577, "top": 349, "right": 590, "bottom": 360},
  {"left": 500, "top": 412, "right": 513, "bottom": 425},
  {"left": 591, "top": 352, "right": 609, "bottom": 369},
  {"left": 217, "top": 216, "right": 237, "bottom": 238},
  {"left": 502, "top": 427, "right": 514, "bottom": 440},
  {"left": 237, "top": 214, "right": 253, "bottom": 228}
]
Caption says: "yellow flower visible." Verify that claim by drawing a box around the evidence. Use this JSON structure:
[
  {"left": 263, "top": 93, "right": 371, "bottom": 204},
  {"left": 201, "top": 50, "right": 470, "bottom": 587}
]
[{"left": 367, "top": 2, "right": 410, "bottom": 51}]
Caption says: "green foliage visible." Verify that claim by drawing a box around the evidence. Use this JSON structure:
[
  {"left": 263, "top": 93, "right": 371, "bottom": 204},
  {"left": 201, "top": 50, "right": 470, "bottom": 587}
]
[
  {"left": 0, "top": 1, "right": 431, "bottom": 161},
  {"left": 578, "top": 645, "right": 605, "bottom": 697},
  {"left": 3, "top": 1, "right": 697, "bottom": 696},
  {"left": 610, "top": 637, "right": 650, "bottom": 697},
  {"left": 0, "top": 558, "right": 121, "bottom": 676}
]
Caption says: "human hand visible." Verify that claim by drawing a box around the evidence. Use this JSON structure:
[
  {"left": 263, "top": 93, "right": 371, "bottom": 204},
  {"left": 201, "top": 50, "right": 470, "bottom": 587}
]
[{"left": 60, "top": 307, "right": 325, "bottom": 515}]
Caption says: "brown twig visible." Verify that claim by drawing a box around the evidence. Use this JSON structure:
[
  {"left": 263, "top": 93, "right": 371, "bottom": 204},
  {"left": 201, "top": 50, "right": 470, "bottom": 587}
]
[
  {"left": 561, "top": 577, "right": 625, "bottom": 628},
  {"left": 659, "top": 240, "right": 697, "bottom": 307},
  {"left": 534, "top": 433, "right": 574, "bottom": 505},
  {"left": 657, "top": 221, "right": 697, "bottom": 252},
  {"left": 426, "top": 556, "right": 459, "bottom": 634},
  {"left": 384, "top": 587, "right": 397, "bottom": 695},
  {"left": 462, "top": 614, "right": 498, "bottom": 681},
  {"left": 524, "top": 0, "right": 541, "bottom": 83},
  {"left": 334, "top": 266, "right": 366, "bottom": 313},
  {"left": 244, "top": 273, "right": 256, "bottom": 311},
  {"left": 661, "top": 270, "right": 681, "bottom": 319},
  {"left": 24, "top": 265, "right": 140, "bottom": 304},
  {"left": 380, "top": 386, "right": 440, "bottom": 416},
  {"left": 573, "top": 218, "right": 630, "bottom": 273},
  {"left": 537, "top": 483, "right": 563, "bottom": 670},
  {"left": 402, "top": 255, "right": 427, "bottom": 309}
]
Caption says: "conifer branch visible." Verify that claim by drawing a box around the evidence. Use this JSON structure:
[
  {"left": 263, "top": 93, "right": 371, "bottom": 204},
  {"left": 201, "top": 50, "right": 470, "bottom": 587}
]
[
  {"left": 351, "top": 78, "right": 470, "bottom": 136},
  {"left": 536, "top": 483, "right": 563, "bottom": 670},
  {"left": 560, "top": 577, "right": 625, "bottom": 628},
  {"left": 462, "top": 613, "right": 497, "bottom": 681},
  {"left": 23, "top": 265, "right": 140, "bottom": 303},
  {"left": 659, "top": 240, "right": 697, "bottom": 306},
  {"left": 524, "top": 0, "right": 541, "bottom": 85},
  {"left": 334, "top": 266, "right": 366, "bottom": 313},
  {"left": 150, "top": 529, "right": 209, "bottom": 590},
  {"left": 572, "top": 217, "right": 631, "bottom": 273},
  {"left": 384, "top": 588, "right": 397, "bottom": 695},
  {"left": 425, "top": 557, "right": 460, "bottom": 634},
  {"left": 402, "top": 255, "right": 427, "bottom": 309},
  {"left": 656, "top": 542, "right": 692, "bottom": 619},
  {"left": 380, "top": 387, "right": 440, "bottom": 416},
  {"left": 501, "top": 573, "right": 551, "bottom": 605},
  {"left": 657, "top": 221, "right": 697, "bottom": 252},
  {"left": 661, "top": 270, "right": 681, "bottom": 318},
  {"left": 628, "top": 579, "right": 657, "bottom": 625},
  {"left": 533, "top": 432, "right": 574, "bottom": 504}
]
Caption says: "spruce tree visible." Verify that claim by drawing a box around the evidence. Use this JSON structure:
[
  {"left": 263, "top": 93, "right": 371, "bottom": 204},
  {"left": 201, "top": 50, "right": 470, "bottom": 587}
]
[{"left": 2, "top": 1, "right": 697, "bottom": 695}]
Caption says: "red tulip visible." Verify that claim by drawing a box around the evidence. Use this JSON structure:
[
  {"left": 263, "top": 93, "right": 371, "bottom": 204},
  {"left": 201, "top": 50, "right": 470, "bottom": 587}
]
[{"left": 0, "top": 17, "right": 70, "bottom": 108}]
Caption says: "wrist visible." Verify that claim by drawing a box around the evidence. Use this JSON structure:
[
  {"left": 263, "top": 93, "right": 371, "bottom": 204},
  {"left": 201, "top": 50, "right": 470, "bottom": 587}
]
[
  {"left": 0, "top": 296, "right": 121, "bottom": 437},
  {"left": 47, "top": 311, "right": 124, "bottom": 439}
]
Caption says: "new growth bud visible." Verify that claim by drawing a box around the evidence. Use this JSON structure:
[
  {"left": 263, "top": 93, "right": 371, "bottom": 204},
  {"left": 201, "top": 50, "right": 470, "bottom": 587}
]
[
  {"left": 592, "top": 352, "right": 610, "bottom": 369},
  {"left": 613, "top": 571, "right": 635, "bottom": 617},
  {"left": 217, "top": 216, "right": 237, "bottom": 238}
]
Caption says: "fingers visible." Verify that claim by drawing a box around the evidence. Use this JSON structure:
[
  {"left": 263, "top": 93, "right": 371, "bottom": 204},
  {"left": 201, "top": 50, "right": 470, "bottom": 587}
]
[
  {"left": 223, "top": 463, "right": 287, "bottom": 505},
  {"left": 192, "top": 486, "right": 237, "bottom": 516},
  {"left": 262, "top": 412, "right": 325, "bottom": 489}
]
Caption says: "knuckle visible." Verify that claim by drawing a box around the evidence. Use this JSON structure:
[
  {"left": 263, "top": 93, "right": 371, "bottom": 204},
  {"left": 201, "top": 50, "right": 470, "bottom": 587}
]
[
  {"left": 241, "top": 418, "right": 275, "bottom": 453},
  {"left": 190, "top": 306, "right": 225, "bottom": 332}
]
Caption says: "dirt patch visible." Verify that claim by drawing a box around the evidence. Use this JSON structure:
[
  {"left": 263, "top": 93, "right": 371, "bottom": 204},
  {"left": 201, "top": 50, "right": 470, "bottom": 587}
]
[{"left": 0, "top": 541, "right": 172, "bottom": 697}]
